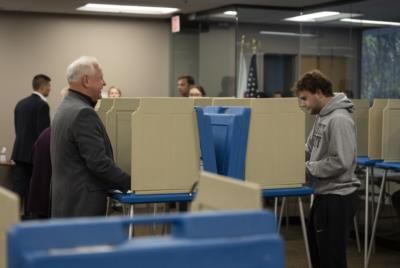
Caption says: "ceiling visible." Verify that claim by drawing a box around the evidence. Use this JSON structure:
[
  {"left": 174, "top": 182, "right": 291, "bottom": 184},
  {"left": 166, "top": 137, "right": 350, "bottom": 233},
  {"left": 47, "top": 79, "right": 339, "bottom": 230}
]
[{"left": 0, "top": 0, "right": 399, "bottom": 25}]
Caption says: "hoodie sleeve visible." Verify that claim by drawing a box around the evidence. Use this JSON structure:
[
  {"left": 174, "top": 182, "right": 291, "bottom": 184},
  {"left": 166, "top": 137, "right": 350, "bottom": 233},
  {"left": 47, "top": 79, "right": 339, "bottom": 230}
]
[
  {"left": 306, "top": 116, "right": 356, "bottom": 179},
  {"left": 305, "top": 129, "right": 313, "bottom": 161}
]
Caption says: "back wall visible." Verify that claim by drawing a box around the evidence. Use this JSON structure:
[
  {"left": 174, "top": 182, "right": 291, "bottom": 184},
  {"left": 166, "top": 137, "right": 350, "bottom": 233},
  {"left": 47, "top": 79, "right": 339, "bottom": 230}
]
[{"left": 0, "top": 12, "right": 170, "bottom": 159}]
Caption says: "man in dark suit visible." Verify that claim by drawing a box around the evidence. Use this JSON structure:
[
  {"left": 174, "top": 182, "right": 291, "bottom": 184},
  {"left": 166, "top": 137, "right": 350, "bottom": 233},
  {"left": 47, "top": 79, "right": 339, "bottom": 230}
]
[
  {"left": 51, "top": 56, "right": 130, "bottom": 218},
  {"left": 11, "top": 74, "right": 51, "bottom": 216}
]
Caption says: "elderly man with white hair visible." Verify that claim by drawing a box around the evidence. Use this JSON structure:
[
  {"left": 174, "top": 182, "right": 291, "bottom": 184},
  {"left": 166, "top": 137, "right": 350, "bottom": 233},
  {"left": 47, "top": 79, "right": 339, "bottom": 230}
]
[{"left": 51, "top": 56, "right": 130, "bottom": 218}]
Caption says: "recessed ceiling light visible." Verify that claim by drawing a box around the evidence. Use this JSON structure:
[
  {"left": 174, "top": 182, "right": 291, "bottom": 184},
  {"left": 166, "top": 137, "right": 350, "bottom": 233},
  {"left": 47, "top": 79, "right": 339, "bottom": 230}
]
[
  {"left": 224, "top": 11, "right": 237, "bottom": 16},
  {"left": 285, "top": 11, "right": 340, "bottom": 22},
  {"left": 77, "top": 3, "right": 179, "bottom": 15},
  {"left": 341, "top": 18, "right": 400, "bottom": 26}
]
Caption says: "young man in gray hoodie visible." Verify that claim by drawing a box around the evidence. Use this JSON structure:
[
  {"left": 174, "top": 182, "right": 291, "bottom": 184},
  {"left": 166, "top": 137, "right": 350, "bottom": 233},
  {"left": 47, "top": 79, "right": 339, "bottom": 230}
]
[{"left": 295, "top": 70, "right": 360, "bottom": 268}]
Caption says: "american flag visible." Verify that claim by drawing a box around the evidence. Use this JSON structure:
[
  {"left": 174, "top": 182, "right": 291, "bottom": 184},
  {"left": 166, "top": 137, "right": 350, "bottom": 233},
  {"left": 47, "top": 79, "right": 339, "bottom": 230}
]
[
  {"left": 244, "top": 54, "right": 258, "bottom": 98},
  {"left": 247, "top": 54, "right": 258, "bottom": 92}
]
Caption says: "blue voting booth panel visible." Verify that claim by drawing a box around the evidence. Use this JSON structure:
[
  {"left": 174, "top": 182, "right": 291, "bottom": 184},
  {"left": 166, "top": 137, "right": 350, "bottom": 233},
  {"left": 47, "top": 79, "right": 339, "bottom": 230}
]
[
  {"left": 194, "top": 107, "right": 218, "bottom": 173},
  {"left": 8, "top": 211, "right": 284, "bottom": 268},
  {"left": 202, "top": 106, "right": 251, "bottom": 180}
]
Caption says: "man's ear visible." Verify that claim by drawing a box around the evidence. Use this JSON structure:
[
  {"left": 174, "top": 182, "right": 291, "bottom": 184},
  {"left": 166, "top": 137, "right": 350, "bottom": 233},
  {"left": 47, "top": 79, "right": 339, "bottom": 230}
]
[
  {"left": 315, "top": 88, "right": 323, "bottom": 98},
  {"left": 82, "top": 75, "right": 89, "bottom": 88}
]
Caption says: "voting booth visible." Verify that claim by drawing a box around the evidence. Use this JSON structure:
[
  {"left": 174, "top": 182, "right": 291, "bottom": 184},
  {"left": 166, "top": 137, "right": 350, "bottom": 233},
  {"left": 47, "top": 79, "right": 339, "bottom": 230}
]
[
  {"left": 368, "top": 99, "right": 388, "bottom": 159},
  {"left": 352, "top": 99, "right": 370, "bottom": 156},
  {"left": 105, "top": 98, "right": 141, "bottom": 174},
  {"left": 95, "top": 98, "right": 115, "bottom": 124},
  {"left": 130, "top": 98, "right": 200, "bottom": 194},
  {"left": 192, "top": 97, "right": 212, "bottom": 108},
  {"left": 210, "top": 98, "right": 305, "bottom": 188},
  {"left": 191, "top": 172, "right": 262, "bottom": 211},
  {"left": 382, "top": 99, "right": 400, "bottom": 161},
  {"left": 0, "top": 187, "right": 19, "bottom": 268},
  {"left": 100, "top": 98, "right": 200, "bottom": 194}
]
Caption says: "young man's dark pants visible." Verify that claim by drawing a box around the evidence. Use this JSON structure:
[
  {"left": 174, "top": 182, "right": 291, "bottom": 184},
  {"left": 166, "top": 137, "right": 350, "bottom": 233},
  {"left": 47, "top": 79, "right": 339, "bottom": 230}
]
[{"left": 307, "top": 191, "right": 358, "bottom": 268}]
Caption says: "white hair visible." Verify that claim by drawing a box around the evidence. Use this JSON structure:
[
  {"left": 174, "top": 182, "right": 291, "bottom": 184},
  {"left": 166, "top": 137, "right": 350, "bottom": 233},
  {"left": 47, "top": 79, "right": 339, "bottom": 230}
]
[{"left": 66, "top": 56, "right": 99, "bottom": 83}]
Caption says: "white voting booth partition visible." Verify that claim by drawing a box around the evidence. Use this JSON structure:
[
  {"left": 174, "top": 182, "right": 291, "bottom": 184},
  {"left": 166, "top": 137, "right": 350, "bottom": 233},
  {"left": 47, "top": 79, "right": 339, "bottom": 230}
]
[
  {"left": 382, "top": 99, "right": 400, "bottom": 161},
  {"left": 368, "top": 99, "right": 388, "bottom": 159},
  {"left": 106, "top": 98, "right": 141, "bottom": 174},
  {"left": 98, "top": 97, "right": 201, "bottom": 194},
  {"left": 130, "top": 98, "right": 200, "bottom": 194},
  {"left": 212, "top": 98, "right": 305, "bottom": 188},
  {"left": 0, "top": 187, "right": 19, "bottom": 268},
  {"left": 352, "top": 99, "right": 370, "bottom": 156},
  {"left": 192, "top": 97, "right": 212, "bottom": 108},
  {"left": 191, "top": 172, "right": 262, "bottom": 211}
]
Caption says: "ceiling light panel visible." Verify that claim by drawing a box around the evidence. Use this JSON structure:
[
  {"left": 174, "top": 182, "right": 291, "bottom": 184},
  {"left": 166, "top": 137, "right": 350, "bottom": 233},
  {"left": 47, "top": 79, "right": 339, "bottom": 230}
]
[
  {"left": 77, "top": 3, "right": 179, "bottom": 15},
  {"left": 285, "top": 11, "right": 340, "bottom": 22},
  {"left": 341, "top": 18, "right": 400, "bottom": 26}
]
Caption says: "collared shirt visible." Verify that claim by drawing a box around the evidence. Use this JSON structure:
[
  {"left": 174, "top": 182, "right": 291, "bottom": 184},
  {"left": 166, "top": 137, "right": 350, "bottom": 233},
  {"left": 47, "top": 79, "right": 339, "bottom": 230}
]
[
  {"left": 69, "top": 89, "right": 97, "bottom": 108},
  {"left": 32, "top": 91, "right": 47, "bottom": 102}
]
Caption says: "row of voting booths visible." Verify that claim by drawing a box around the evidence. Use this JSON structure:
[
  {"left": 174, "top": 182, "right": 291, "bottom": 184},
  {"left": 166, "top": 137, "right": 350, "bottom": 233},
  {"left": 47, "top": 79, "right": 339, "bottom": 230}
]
[
  {"left": 363, "top": 99, "right": 400, "bottom": 267},
  {"left": 95, "top": 96, "right": 308, "bottom": 266},
  {"left": 96, "top": 97, "right": 306, "bottom": 195}
]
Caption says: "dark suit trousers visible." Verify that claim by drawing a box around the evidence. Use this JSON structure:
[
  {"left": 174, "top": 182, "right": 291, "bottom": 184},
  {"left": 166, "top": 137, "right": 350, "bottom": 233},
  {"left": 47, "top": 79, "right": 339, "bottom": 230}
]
[
  {"left": 12, "top": 161, "right": 32, "bottom": 213},
  {"left": 307, "top": 191, "right": 358, "bottom": 268}
]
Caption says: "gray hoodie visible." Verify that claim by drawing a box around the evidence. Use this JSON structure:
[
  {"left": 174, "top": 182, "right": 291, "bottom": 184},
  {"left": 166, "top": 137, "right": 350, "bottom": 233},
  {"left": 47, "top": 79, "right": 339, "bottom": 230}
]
[{"left": 306, "top": 93, "right": 361, "bottom": 195}]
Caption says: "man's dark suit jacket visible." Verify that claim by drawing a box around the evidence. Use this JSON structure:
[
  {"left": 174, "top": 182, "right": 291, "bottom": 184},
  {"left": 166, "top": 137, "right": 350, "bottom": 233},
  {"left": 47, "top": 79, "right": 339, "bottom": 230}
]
[
  {"left": 51, "top": 90, "right": 130, "bottom": 218},
  {"left": 12, "top": 93, "right": 50, "bottom": 163}
]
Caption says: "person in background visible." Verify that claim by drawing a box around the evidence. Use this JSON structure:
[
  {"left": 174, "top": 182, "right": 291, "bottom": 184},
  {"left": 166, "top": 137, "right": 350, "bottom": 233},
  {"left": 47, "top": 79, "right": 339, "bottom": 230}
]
[
  {"left": 26, "top": 127, "right": 51, "bottom": 218},
  {"left": 189, "top": 85, "right": 206, "bottom": 97},
  {"left": 51, "top": 56, "right": 130, "bottom": 217},
  {"left": 11, "top": 74, "right": 51, "bottom": 219},
  {"left": 107, "top": 86, "right": 122, "bottom": 98},
  {"left": 177, "top": 75, "right": 195, "bottom": 97},
  {"left": 295, "top": 70, "right": 360, "bottom": 268},
  {"left": 27, "top": 88, "right": 69, "bottom": 219}
]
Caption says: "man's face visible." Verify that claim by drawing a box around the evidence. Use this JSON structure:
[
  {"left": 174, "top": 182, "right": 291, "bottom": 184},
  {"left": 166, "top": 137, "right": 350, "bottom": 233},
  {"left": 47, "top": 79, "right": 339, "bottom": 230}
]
[
  {"left": 298, "top": 90, "right": 322, "bottom": 115},
  {"left": 85, "top": 65, "right": 106, "bottom": 101},
  {"left": 177, "top": 79, "right": 190, "bottom": 97},
  {"left": 41, "top": 82, "right": 51, "bottom": 97}
]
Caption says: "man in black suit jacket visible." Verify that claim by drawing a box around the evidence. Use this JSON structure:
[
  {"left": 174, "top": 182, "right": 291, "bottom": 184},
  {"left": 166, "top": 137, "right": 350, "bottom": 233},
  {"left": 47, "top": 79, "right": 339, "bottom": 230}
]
[
  {"left": 11, "top": 74, "right": 51, "bottom": 216},
  {"left": 51, "top": 56, "right": 130, "bottom": 217}
]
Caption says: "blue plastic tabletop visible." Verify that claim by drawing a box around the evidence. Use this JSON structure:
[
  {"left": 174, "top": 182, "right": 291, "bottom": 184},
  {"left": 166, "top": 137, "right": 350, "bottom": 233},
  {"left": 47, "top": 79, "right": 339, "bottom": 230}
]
[
  {"left": 375, "top": 162, "right": 400, "bottom": 171},
  {"left": 262, "top": 186, "right": 314, "bottom": 198},
  {"left": 356, "top": 156, "right": 383, "bottom": 167}
]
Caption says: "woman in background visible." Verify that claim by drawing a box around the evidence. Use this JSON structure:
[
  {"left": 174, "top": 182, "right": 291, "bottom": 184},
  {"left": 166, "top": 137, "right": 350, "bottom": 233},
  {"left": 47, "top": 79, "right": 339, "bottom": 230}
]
[
  {"left": 189, "top": 85, "right": 206, "bottom": 97},
  {"left": 108, "top": 86, "right": 122, "bottom": 98}
]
